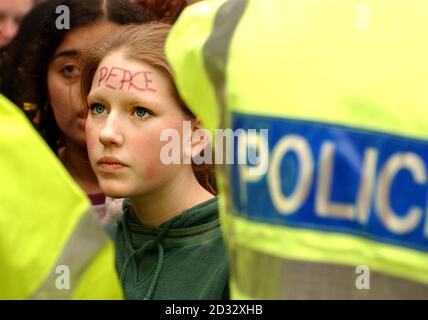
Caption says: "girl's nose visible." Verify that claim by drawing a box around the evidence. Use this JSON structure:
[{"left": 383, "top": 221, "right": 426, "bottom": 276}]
[{"left": 99, "top": 115, "right": 124, "bottom": 147}]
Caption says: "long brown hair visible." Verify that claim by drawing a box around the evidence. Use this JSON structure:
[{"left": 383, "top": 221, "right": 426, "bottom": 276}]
[{"left": 81, "top": 23, "right": 216, "bottom": 195}]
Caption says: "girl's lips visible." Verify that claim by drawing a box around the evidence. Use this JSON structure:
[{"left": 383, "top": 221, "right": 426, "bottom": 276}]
[
  {"left": 98, "top": 162, "right": 127, "bottom": 171},
  {"left": 98, "top": 156, "right": 128, "bottom": 171},
  {"left": 98, "top": 156, "right": 127, "bottom": 165}
]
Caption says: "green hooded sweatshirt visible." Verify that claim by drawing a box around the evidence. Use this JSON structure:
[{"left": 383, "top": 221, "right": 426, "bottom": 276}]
[{"left": 105, "top": 197, "right": 229, "bottom": 300}]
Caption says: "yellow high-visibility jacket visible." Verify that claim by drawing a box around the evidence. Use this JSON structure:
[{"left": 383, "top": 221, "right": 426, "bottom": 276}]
[
  {"left": 167, "top": 0, "right": 428, "bottom": 299},
  {"left": 0, "top": 94, "right": 122, "bottom": 299}
]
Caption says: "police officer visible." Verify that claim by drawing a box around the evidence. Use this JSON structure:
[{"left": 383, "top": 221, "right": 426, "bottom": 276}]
[
  {"left": 0, "top": 94, "right": 122, "bottom": 299},
  {"left": 166, "top": 0, "right": 428, "bottom": 299}
]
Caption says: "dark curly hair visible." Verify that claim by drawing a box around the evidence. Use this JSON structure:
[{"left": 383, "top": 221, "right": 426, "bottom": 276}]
[
  {"left": 132, "top": 0, "right": 187, "bottom": 23},
  {"left": 0, "top": 0, "right": 147, "bottom": 150}
]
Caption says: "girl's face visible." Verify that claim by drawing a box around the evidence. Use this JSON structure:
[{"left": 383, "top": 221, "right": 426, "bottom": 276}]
[
  {"left": 47, "top": 21, "right": 120, "bottom": 146},
  {"left": 86, "top": 52, "right": 191, "bottom": 198},
  {"left": 0, "top": 0, "right": 33, "bottom": 47}
]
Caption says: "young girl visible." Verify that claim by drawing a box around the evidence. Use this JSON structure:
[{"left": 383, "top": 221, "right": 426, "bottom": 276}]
[
  {"left": 0, "top": 0, "right": 147, "bottom": 223},
  {"left": 81, "top": 23, "right": 228, "bottom": 300}
]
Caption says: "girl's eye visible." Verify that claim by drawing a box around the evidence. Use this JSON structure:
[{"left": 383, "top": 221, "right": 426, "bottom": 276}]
[
  {"left": 133, "top": 107, "right": 151, "bottom": 119},
  {"left": 89, "top": 103, "right": 106, "bottom": 115},
  {"left": 60, "top": 64, "right": 80, "bottom": 79}
]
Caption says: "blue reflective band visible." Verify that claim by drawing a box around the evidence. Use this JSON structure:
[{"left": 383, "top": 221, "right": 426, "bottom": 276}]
[{"left": 230, "top": 112, "right": 428, "bottom": 252}]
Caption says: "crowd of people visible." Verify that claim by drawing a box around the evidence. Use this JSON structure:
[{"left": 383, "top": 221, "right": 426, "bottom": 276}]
[{"left": 1, "top": 0, "right": 428, "bottom": 300}]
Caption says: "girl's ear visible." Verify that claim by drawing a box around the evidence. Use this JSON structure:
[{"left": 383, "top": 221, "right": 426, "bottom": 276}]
[{"left": 190, "top": 119, "right": 211, "bottom": 159}]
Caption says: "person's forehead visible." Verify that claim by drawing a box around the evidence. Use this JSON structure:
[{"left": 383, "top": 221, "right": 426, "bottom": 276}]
[
  {"left": 96, "top": 52, "right": 168, "bottom": 85},
  {"left": 92, "top": 52, "right": 174, "bottom": 96},
  {"left": 0, "top": 0, "right": 34, "bottom": 15},
  {"left": 54, "top": 22, "right": 120, "bottom": 57},
  {"left": 98, "top": 52, "right": 154, "bottom": 73}
]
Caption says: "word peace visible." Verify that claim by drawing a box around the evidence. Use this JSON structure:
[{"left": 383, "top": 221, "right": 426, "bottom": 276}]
[{"left": 98, "top": 66, "right": 156, "bottom": 92}]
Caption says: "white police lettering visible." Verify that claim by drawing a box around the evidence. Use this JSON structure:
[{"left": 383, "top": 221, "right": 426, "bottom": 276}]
[
  {"left": 237, "top": 133, "right": 427, "bottom": 236},
  {"left": 376, "top": 153, "right": 426, "bottom": 234},
  {"left": 316, "top": 142, "right": 355, "bottom": 220},
  {"left": 238, "top": 130, "right": 269, "bottom": 205},
  {"left": 268, "top": 135, "right": 313, "bottom": 215},
  {"left": 315, "top": 145, "right": 379, "bottom": 221},
  {"left": 356, "top": 148, "right": 378, "bottom": 224}
]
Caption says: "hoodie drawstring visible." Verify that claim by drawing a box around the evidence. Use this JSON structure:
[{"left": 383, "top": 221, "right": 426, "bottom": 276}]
[
  {"left": 143, "top": 242, "right": 164, "bottom": 300},
  {"left": 120, "top": 215, "right": 177, "bottom": 300}
]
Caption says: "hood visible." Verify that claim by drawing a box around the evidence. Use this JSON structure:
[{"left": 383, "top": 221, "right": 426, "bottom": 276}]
[{"left": 118, "top": 197, "right": 219, "bottom": 300}]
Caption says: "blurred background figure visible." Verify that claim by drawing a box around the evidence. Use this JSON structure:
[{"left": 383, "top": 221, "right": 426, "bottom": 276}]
[{"left": 0, "top": 0, "right": 35, "bottom": 48}]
